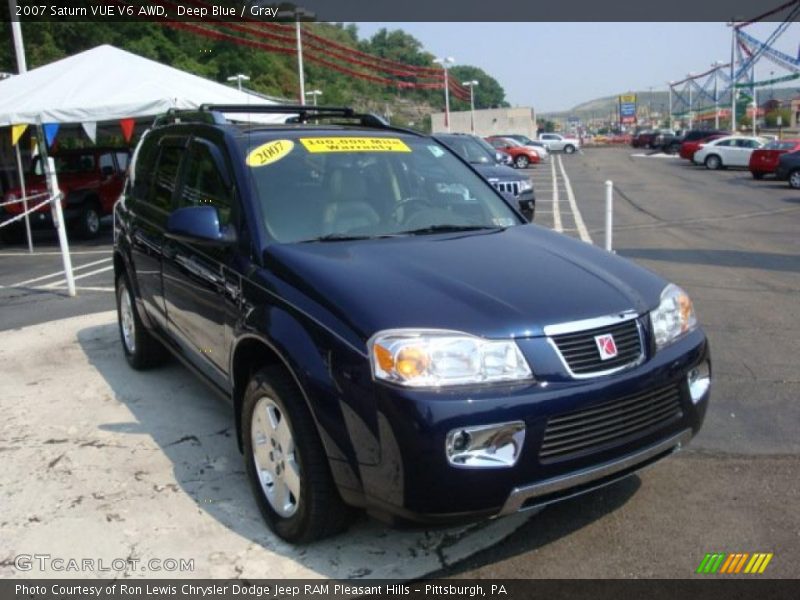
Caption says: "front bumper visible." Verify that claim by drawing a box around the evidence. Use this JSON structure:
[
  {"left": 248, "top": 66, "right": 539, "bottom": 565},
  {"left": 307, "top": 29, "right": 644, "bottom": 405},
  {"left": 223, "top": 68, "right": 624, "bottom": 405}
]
[{"left": 349, "top": 328, "right": 709, "bottom": 525}]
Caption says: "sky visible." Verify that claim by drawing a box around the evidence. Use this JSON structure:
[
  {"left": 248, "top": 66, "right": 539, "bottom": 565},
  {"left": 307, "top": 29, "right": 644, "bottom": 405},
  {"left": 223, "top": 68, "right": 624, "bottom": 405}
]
[{"left": 354, "top": 22, "right": 800, "bottom": 113}]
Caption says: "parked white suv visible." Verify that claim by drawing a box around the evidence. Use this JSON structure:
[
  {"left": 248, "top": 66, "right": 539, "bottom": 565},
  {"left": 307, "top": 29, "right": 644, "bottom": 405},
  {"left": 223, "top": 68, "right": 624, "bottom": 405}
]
[{"left": 538, "top": 133, "right": 580, "bottom": 154}]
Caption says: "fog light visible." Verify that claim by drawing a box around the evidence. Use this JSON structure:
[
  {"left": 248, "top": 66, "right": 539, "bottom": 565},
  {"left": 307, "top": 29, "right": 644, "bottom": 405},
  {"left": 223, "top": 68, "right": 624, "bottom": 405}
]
[
  {"left": 445, "top": 421, "right": 525, "bottom": 468},
  {"left": 687, "top": 361, "right": 711, "bottom": 403}
]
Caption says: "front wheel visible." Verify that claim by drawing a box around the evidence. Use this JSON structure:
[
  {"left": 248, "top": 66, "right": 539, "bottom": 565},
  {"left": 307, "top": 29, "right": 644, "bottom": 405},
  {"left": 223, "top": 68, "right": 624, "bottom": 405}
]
[
  {"left": 514, "top": 155, "right": 530, "bottom": 169},
  {"left": 789, "top": 170, "right": 800, "bottom": 189},
  {"left": 705, "top": 155, "right": 722, "bottom": 170},
  {"left": 563, "top": 144, "right": 576, "bottom": 154},
  {"left": 243, "top": 366, "right": 352, "bottom": 543}
]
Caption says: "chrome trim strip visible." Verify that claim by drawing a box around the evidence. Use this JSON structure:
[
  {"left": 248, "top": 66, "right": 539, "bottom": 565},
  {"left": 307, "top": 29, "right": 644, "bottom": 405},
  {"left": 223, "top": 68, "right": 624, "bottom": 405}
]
[
  {"left": 543, "top": 310, "right": 638, "bottom": 337},
  {"left": 498, "top": 428, "right": 692, "bottom": 516},
  {"left": 547, "top": 317, "right": 645, "bottom": 380}
]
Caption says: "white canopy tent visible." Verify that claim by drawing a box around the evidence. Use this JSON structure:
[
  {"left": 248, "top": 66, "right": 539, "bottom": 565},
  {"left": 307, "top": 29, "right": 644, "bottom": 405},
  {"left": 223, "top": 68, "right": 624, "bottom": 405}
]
[{"left": 0, "top": 44, "right": 288, "bottom": 126}]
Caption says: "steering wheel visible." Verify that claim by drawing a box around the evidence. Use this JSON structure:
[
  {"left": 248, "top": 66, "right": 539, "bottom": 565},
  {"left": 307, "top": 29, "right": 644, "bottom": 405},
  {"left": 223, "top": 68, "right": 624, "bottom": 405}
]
[{"left": 391, "top": 196, "right": 435, "bottom": 224}]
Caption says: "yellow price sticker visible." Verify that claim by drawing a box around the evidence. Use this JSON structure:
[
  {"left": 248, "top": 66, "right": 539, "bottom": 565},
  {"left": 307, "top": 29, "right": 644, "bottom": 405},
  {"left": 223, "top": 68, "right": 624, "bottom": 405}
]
[
  {"left": 246, "top": 139, "right": 294, "bottom": 167},
  {"left": 299, "top": 137, "right": 411, "bottom": 153}
]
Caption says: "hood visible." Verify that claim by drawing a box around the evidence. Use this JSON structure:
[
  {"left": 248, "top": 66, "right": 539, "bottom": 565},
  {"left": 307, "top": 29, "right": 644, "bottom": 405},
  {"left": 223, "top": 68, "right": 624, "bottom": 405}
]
[
  {"left": 471, "top": 164, "right": 527, "bottom": 181},
  {"left": 263, "top": 226, "right": 666, "bottom": 343}
]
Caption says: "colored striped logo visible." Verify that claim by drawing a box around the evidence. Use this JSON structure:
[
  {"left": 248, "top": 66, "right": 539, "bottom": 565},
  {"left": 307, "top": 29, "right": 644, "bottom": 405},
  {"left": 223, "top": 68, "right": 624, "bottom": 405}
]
[{"left": 696, "top": 552, "right": 773, "bottom": 574}]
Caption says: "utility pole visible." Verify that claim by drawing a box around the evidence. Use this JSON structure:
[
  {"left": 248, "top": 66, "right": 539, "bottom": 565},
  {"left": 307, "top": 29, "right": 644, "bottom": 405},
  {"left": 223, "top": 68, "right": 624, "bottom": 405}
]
[
  {"left": 687, "top": 74, "right": 694, "bottom": 130},
  {"left": 295, "top": 20, "right": 305, "bottom": 104},
  {"left": 8, "top": 1, "right": 27, "bottom": 74},
  {"left": 668, "top": 82, "right": 674, "bottom": 131},
  {"left": 730, "top": 20, "right": 738, "bottom": 132},
  {"left": 463, "top": 80, "right": 479, "bottom": 134},
  {"left": 433, "top": 57, "right": 455, "bottom": 132},
  {"left": 712, "top": 61, "right": 725, "bottom": 129}
]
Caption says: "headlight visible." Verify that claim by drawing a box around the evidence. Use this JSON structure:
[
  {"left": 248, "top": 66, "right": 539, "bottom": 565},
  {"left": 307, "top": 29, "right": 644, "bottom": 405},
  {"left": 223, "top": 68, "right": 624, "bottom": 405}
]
[
  {"left": 369, "top": 329, "right": 533, "bottom": 387},
  {"left": 519, "top": 179, "right": 533, "bottom": 192},
  {"left": 650, "top": 284, "right": 697, "bottom": 350}
]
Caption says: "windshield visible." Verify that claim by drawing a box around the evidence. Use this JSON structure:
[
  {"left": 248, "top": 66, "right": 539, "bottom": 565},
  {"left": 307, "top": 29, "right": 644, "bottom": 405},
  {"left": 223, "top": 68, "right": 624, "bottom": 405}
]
[
  {"left": 242, "top": 135, "right": 522, "bottom": 243},
  {"left": 32, "top": 154, "right": 97, "bottom": 176},
  {"left": 439, "top": 136, "right": 495, "bottom": 165},
  {"left": 500, "top": 138, "right": 522, "bottom": 147}
]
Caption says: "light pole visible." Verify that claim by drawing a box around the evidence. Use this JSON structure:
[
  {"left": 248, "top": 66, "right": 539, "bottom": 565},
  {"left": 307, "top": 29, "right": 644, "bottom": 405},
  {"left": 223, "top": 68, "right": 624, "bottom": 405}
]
[
  {"left": 227, "top": 73, "right": 250, "bottom": 92},
  {"left": 433, "top": 56, "right": 455, "bottom": 132},
  {"left": 8, "top": 1, "right": 27, "bottom": 74},
  {"left": 278, "top": 8, "right": 315, "bottom": 104},
  {"left": 668, "top": 82, "right": 674, "bottom": 131},
  {"left": 687, "top": 73, "right": 695, "bottom": 130},
  {"left": 304, "top": 89, "right": 322, "bottom": 106},
  {"left": 711, "top": 61, "right": 725, "bottom": 129},
  {"left": 462, "top": 80, "right": 479, "bottom": 134}
]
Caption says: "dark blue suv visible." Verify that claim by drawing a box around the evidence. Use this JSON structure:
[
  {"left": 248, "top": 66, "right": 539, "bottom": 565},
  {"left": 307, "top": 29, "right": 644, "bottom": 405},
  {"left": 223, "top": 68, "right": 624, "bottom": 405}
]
[{"left": 113, "top": 105, "right": 710, "bottom": 543}]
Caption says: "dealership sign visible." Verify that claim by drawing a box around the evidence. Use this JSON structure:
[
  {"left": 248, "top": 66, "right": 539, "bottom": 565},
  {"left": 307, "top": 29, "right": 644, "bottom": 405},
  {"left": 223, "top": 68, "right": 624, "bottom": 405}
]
[{"left": 619, "top": 94, "right": 637, "bottom": 125}]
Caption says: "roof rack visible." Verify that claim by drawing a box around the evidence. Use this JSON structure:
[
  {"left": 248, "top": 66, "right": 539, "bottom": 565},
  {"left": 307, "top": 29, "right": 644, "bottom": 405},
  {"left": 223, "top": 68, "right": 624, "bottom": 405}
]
[
  {"left": 200, "top": 104, "right": 392, "bottom": 129},
  {"left": 154, "top": 104, "right": 422, "bottom": 136}
]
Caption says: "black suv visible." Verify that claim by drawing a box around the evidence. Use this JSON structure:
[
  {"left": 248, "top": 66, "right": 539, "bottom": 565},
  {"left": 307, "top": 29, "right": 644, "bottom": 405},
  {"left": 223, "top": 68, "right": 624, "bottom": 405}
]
[
  {"left": 114, "top": 105, "right": 709, "bottom": 543},
  {"left": 434, "top": 133, "right": 535, "bottom": 220}
]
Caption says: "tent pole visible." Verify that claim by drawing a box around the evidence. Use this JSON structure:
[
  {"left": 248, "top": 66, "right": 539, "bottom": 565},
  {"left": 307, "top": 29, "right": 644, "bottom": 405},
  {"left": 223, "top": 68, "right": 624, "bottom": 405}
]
[
  {"left": 8, "top": 1, "right": 28, "bottom": 74},
  {"left": 14, "top": 143, "right": 33, "bottom": 253},
  {"left": 36, "top": 118, "right": 76, "bottom": 297}
]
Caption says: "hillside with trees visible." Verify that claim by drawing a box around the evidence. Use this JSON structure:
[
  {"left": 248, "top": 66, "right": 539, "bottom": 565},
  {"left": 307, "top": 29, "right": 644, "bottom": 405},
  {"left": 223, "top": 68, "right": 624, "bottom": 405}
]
[{"left": 0, "top": 21, "right": 508, "bottom": 131}]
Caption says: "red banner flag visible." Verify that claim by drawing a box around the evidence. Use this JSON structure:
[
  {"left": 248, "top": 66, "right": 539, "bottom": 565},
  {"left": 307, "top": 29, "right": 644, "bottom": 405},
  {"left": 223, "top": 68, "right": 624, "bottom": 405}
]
[{"left": 120, "top": 118, "right": 135, "bottom": 143}]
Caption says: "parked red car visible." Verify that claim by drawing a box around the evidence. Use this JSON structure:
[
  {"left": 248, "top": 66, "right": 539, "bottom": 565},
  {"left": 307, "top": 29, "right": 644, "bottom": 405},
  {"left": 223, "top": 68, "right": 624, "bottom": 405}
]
[
  {"left": 1, "top": 147, "right": 129, "bottom": 240},
  {"left": 679, "top": 134, "right": 727, "bottom": 161},
  {"left": 631, "top": 130, "right": 655, "bottom": 149},
  {"left": 748, "top": 139, "right": 800, "bottom": 179},
  {"left": 485, "top": 137, "right": 541, "bottom": 169}
]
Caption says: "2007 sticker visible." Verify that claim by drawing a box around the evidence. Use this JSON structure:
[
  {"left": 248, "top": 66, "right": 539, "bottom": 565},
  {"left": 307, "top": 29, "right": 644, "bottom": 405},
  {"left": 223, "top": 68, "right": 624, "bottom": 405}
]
[{"left": 246, "top": 140, "right": 294, "bottom": 167}]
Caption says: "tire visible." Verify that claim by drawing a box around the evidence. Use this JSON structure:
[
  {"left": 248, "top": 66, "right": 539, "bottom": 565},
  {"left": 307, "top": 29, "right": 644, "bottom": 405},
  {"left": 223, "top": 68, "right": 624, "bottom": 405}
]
[
  {"left": 514, "top": 155, "right": 530, "bottom": 169},
  {"left": 76, "top": 201, "right": 102, "bottom": 239},
  {"left": 243, "top": 366, "right": 352, "bottom": 543},
  {"left": 705, "top": 155, "right": 722, "bottom": 170},
  {"left": 666, "top": 143, "right": 680, "bottom": 155},
  {"left": 563, "top": 144, "right": 576, "bottom": 154},
  {"left": 789, "top": 170, "right": 800, "bottom": 190},
  {"left": 116, "top": 273, "right": 167, "bottom": 370},
  {"left": 751, "top": 171, "right": 765, "bottom": 180}
]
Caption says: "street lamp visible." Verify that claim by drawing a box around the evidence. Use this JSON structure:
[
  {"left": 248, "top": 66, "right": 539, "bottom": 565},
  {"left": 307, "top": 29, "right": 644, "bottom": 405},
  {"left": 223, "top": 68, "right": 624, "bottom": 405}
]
[
  {"left": 227, "top": 73, "right": 250, "bottom": 92},
  {"left": 462, "top": 80, "right": 479, "bottom": 134},
  {"left": 433, "top": 56, "right": 455, "bottom": 132},
  {"left": 668, "top": 81, "right": 674, "bottom": 131},
  {"left": 277, "top": 7, "right": 315, "bottom": 103},
  {"left": 686, "top": 73, "right": 695, "bottom": 130},
  {"left": 304, "top": 89, "right": 322, "bottom": 106},
  {"left": 711, "top": 61, "right": 725, "bottom": 129}
]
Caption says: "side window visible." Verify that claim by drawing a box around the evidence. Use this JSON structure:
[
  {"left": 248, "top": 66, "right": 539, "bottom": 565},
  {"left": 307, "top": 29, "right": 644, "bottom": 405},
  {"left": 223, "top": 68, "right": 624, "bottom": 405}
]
[
  {"left": 116, "top": 152, "right": 130, "bottom": 172},
  {"left": 98, "top": 153, "right": 114, "bottom": 176},
  {"left": 715, "top": 140, "right": 733, "bottom": 147},
  {"left": 151, "top": 146, "right": 183, "bottom": 211},
  {"left": 131, "top": 137, "right": 159, "bottom": 201},
  {"left": 179, "top": 142, "right": 232, "bottom": 226}
]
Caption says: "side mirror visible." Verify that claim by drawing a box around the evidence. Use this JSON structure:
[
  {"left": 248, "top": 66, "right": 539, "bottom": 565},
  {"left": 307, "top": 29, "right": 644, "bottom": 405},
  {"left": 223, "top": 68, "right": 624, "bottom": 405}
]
[
  {"left": 166, "top": 206, "right": 236, "bottom": 246},
  {"left": 518, "top": 199, "right": 535, "bottom": 222}
]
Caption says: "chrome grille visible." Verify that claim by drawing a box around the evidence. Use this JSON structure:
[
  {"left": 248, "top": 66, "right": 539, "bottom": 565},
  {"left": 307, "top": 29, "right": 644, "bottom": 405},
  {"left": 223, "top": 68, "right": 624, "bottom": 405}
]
[
  {"left": 539, "top": 383, "right": 683, "bottom": 460},
  {"left": 490, "top": 179, "right": 521, "bottom": 197},
  {"left": 551, "top": 317, "right": 643, "bottom": 376}
]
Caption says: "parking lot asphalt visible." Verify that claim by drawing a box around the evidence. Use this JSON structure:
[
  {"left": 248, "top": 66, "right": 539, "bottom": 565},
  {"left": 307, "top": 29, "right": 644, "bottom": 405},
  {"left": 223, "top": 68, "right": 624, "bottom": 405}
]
[
  {"left": 437, "top": 147, "right": 800, "bottom": 578},
  {"left": 1, "top": 148, "right": 798, "bottom": 578}
]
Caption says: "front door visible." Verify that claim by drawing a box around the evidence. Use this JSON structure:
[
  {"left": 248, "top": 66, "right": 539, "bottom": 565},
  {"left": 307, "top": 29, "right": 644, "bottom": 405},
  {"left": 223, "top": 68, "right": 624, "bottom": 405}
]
[{"left": 162, "top": 138, "right": 239, "bottom": 385}]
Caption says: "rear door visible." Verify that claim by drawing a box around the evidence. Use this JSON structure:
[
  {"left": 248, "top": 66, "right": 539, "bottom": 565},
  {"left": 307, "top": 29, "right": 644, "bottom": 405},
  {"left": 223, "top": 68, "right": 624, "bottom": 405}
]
[
  {"left": 128, "top": 135, "right": 187, "bottom": 330},
  {"left": 162, "top": 137, "right": 239, "bottom": 385},
  {"left": 734, "top": 138, "right": 760, "bottom": 167}
]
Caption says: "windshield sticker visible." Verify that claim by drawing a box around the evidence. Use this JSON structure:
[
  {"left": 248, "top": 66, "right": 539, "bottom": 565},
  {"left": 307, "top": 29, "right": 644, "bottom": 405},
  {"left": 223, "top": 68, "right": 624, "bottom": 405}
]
[
  {"left": 427, "top": 145, "right": 445, "bottom": 157},
  {"left": 299, "top": 137, "right": 411, "bottom": 153},
  {"left": 246, "top": 139, "right": 294, "bottom": 167}
]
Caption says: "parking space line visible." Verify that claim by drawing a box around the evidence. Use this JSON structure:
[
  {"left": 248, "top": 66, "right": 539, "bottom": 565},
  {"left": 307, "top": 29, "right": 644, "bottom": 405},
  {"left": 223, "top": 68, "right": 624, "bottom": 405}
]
[
  {"left": 39, "top": 264, "right": 114, "bottom": 289},
  {"left": 550, "top": 156, "right": 563, "bottom": 233},
  {"left": 557, "top": 155, "right": 592, "bottom": 244},
  {"left": 36, "top": 285, "right": 115, "bottom": 293},
  {"left": 1, "top": 258, "right": 112, "bottom": 288}
]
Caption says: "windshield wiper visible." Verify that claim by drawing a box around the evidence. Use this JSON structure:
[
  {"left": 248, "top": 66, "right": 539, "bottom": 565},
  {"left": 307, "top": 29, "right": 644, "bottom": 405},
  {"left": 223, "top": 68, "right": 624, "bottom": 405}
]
[
  {"left": 397, "top": 224, "right": 505, "bottom": 236},
  {"left": 302, "top": 232, "right": 399, "bottom": 243}
]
